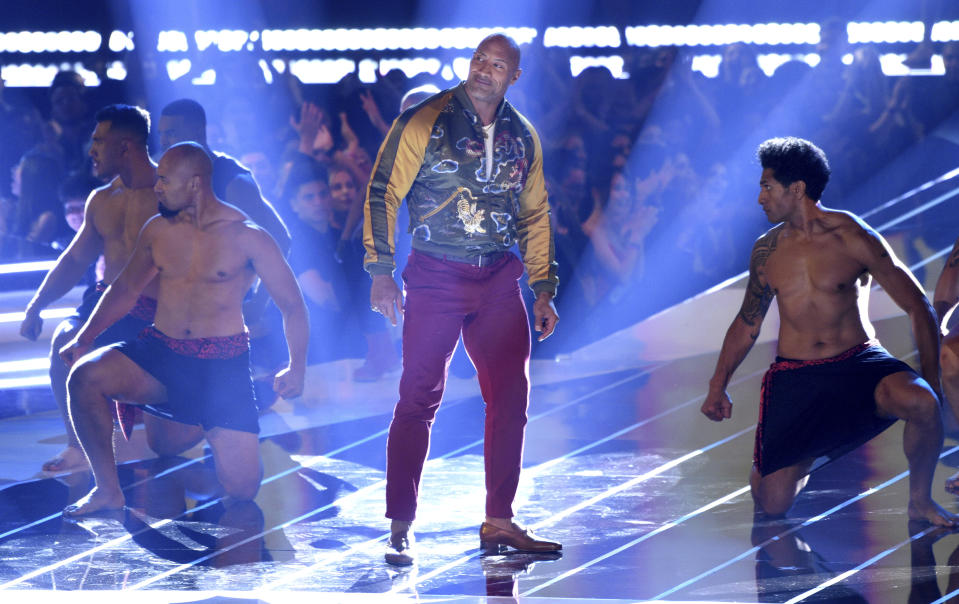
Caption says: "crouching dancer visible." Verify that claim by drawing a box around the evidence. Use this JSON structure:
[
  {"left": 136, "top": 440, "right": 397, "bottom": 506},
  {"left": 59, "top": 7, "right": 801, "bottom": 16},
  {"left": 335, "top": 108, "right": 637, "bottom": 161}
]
[
  {"left": 60, "top": 142, "right": 308, "bottom": 516},
  {"left": 702, "top": 137, "right": 955, "bottom": 526}
]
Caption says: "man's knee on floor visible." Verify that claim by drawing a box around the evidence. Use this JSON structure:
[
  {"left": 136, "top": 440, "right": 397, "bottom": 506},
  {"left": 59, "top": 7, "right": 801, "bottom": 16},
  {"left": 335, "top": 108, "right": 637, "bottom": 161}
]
[
  {"left": 752, "top": 487, "right": 794, "bottom": 517},
  {"left": 750, "top": 472, "right": 800, "bottom": 518}
]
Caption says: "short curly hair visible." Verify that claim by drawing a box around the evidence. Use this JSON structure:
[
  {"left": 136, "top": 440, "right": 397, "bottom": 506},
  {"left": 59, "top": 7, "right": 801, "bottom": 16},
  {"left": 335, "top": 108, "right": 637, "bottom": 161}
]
[{"left": 757, "top": 137, "right": 831, "bottom": 200}]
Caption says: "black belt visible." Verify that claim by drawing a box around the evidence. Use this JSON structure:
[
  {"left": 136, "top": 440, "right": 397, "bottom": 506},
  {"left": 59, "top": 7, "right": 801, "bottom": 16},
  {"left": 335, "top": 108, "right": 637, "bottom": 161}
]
[{"left": 415, "top": 249, "right": 507, "bottom": 267}]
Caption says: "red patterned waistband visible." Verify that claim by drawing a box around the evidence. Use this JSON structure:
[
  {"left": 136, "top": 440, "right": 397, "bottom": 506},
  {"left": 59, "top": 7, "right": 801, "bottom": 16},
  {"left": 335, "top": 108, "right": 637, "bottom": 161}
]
[
  {"left": 770, "top": 339, "right": 879, "bottom": 373},
  {"left": 139, "top": 325, "right": 249, "bottom": 359},
  {"left": 130, "top": 296, "right": 157, "bottom": 322}
]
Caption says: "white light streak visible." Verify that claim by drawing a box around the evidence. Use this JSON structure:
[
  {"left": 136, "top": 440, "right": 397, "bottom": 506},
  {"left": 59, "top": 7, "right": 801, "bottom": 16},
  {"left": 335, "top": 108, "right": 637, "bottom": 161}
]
[
  {"left": 544, "top": 26, "right": 621, "bottom": 48},
  {"left": 569, "top": 55, "right": 626, "bottom": 78}
]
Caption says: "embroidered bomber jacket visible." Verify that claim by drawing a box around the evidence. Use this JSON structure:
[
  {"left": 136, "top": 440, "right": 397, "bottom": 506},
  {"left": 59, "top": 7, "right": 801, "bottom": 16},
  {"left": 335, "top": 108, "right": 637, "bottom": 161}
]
[{"left": 362, "top": 82, "right": 558, "bottom": 296}]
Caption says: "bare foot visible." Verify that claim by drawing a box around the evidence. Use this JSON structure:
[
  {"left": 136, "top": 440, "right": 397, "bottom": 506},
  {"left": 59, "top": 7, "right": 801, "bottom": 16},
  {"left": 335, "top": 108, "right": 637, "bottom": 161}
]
[
  {"left": 63, "top": 487, "right": 125, "bottom": 517},
  {"left": 908, "top": 498, "right": 958, "bottom": 527},
  {"left": 946, "top": 471, "right": 959, "bottom": 494},
  {"left": 41, "top": 446, "right": 88, "bottom": 473}
]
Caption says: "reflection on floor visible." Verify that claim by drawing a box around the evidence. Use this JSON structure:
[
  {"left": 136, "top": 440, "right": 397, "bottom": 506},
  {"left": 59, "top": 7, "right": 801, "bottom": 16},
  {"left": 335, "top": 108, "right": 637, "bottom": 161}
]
[{"left": 3, "top": 285, "right": 959, "bottom": 603}]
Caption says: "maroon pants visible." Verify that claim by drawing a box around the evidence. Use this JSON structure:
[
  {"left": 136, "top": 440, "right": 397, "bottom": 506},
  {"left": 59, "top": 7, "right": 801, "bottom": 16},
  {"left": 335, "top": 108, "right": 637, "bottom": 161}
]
[{"left": 385, "top": 250, "right": 531, "bottom": 521}]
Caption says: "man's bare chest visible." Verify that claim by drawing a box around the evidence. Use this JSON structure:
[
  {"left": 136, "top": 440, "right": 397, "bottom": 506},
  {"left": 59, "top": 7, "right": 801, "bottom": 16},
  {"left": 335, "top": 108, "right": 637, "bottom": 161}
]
[
  {"left": 154, "top": 230, "right": 250, "bottom": 284},
  {"left": 766, "top": 239, "right": 866, "bottom": 296}
]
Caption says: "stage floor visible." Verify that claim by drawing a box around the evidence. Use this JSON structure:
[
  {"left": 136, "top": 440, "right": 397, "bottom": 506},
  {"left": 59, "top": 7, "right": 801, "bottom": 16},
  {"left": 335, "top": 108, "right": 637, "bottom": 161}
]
[{"left": 3, "top": 277, "right": 959, "bottom": 603}]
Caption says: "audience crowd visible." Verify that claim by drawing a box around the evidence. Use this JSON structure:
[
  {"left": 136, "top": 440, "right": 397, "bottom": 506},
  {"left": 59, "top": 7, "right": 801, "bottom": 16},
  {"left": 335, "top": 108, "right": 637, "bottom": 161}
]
[{"left": 2, "top": 31, "right": 958, "bottom": 361}]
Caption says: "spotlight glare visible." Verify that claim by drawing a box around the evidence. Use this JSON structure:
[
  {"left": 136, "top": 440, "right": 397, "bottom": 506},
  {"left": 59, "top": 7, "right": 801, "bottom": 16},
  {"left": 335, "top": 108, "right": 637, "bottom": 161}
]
[
  {"left": 0, "top": 64, "right": 59, "bottom": 87},
  {"left": 932, "top": 21, "right": 959, "bottom": 42},
  {"left": 258, "top": 59, "right": 273, "bottom": 84},
  {"left": 108, "top": 30, "right": 134, "bottom": 52},
  {"left": 756, "top": 53, "right": 791, "bottom": 77},
  {"left": 569, "top": 55, "right": 625, "bottom": 78},
  {"left": 191, "top": 68, "right": 216, "bottom": 85},
  {"left": 158, "top": 30, "right": 189, "bottom": 52},
  {"left": 288, "top": 58, "right": 355, "bottom": 84},
  {"left": 691, "top": 54, "right": 722, "bottom": 78},
  {"left": 358, "top": 58, "right": 377, "bottom": 83},
  {"left": 879, "top": 53, "right": 908, "bottom": 76},
  {"left": 166, "top": 58, "right": 192, "bottom": 80},
  {"left": 106, "top": 60, "right": 127, "bottom": 80},
  {"left": 452, "top": 56, "right": 470, "bottom": 80}
]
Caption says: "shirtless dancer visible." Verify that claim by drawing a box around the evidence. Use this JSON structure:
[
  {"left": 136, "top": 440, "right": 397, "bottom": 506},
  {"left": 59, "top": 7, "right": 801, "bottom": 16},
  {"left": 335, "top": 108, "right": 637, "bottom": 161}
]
[
  {"left": 60, "top": 142, "right": 308, "bottom": 515},
  {"left": 703, "top": 137, "right": 955, "bottom": 526},
  {"left": 931, "top": 235, "right": 959, "bottom": 492},
  {"left": 20, "top": 104, "right": 162, "bottom": 472}
]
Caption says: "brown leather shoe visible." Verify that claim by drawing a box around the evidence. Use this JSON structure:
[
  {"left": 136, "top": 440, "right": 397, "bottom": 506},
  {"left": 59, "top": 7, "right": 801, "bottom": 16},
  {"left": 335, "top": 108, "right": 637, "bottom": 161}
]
[{"left": 479, "top": 521, "right": 561, "bottom": 553}]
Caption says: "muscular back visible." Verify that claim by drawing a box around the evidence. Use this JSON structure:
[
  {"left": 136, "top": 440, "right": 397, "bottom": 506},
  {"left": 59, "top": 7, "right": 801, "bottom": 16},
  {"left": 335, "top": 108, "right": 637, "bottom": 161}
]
[
  {"left": 751, "top": 211, "right": 876, "bottom": 359},
  {"left": 90, "top": 178, "right": 160, "bottom": 290}
]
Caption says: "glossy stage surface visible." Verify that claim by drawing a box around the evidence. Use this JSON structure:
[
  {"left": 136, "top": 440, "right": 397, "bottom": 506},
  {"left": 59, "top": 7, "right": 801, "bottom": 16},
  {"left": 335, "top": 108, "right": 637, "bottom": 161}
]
[
  {"left": 4, "top": 304, "right": 959, "bottom": 604},
  {"left": 4, "top": 172, "right": 959, "bottom": 602}
]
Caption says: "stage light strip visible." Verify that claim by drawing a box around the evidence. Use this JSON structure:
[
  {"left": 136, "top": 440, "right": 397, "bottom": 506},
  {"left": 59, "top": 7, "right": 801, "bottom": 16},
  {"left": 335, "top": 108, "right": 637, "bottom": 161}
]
[
  {"left": 873, "top": 186, "right": 959, "bottom": 233},
  {"left": 544, "top": 26, "right": 620, "bottom": 48},
  {"left": 783, "top": 526, "right": 937, "bottom": 604},
  {"left": 848, "top": 21, "right": 925, "bottom": 44},
  {"left": 128, "top": 368, "right": 663, "bottom": 589},
  {"left": 0, "top": 366, "right": 660, "bottom": 589},
  {"left": 397, "top": 425, "right": 756, "bottom": 593},
  {"left": 625, "top": 23, "right": 820, "bottom": 47},
  {"left": 0, "top": 31, "right": 101, "bottom": 53},
  {"left": 649, "top": 444, "right": 959, "bottom": 601},
  {"left": 0, "top": 307, "right": 73, "bottom": 324},
  {"left": 259, "top": 26, "right": 537, "bottom": 52},
  {"left": 393, "top": 363, "right": 773, "bottom": 592},
  {"left": 0, "top": 260, "right": 56, "bottom": 274},
  {"left": 524, "top": 485, "right": 752, "bottom": 595},
  {"left": 264, "top": 364, "right": 770, "bottom": 590}
]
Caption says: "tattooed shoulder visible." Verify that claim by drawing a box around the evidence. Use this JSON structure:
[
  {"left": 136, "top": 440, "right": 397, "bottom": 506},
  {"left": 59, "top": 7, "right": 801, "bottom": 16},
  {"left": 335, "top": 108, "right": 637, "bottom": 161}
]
[
  {"left": 739, "top": 227, "right": 781, "bottom": 327},
  {"left": 750, "top": 226, "right": 783, "bottom": 270}
]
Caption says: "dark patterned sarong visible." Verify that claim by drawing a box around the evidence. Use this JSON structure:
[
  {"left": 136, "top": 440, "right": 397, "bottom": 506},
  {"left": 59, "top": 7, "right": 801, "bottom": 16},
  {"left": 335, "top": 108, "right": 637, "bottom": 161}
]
[
  {"left": 755, "top": 339, "right": 916, "bottom": 476},
  {"left": 114, "top": 326, "right": 259, "bottom": 434}
]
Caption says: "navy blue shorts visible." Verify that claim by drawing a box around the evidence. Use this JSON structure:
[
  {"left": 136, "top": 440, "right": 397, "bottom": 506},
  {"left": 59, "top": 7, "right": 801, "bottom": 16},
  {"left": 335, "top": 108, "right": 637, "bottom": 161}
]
[
  {"left": 755, "top": 340, "right": 916, "bottom": 476},
  {"left": 114, "top": 326, "right": 259, "bottom": 434}
]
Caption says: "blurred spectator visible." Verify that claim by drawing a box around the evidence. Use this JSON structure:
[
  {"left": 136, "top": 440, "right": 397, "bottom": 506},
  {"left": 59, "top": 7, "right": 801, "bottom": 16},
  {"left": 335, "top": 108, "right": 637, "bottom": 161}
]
[
  {"left": 7, "top": 149, "right": 68, "bottom": 258},
  {"left": 157, "top": 98, "right": 290, "bottom": 254},
  {"left": 326, "top": 162, "right": 400, "bottom": 380},
  {"left": 284, "top": 160, "right": 357, "bottom": 362},
  {"left": 240, "top": 149, "right": 281, "bottom": 204},
  {"left": 705, "top": 43, "right": 767, "bottom": 140},
  {"left": 47, "top": 71, "right": 94, "bottom": 173},
  {"left": 583, "top": 169, "right": 658, "bottom": 307},
  {"left": 55, "top": 169, "right": 103, "bottom": 279},
  {"left": 871, "top": 41, "right": 959, "bottom": 149},
  {"left": 0, "top": 76, "right": 43, "bottom": 201}
]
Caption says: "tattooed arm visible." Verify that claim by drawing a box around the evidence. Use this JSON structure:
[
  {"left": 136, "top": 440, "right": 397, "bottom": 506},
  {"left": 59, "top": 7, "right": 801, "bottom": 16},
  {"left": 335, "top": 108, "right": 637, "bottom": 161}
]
[
  {"left": 702, "top": 229, "right": 779, "bottom": 421},
  {"left": 933, "top": 237, "right": 959, "bottom": 331}
]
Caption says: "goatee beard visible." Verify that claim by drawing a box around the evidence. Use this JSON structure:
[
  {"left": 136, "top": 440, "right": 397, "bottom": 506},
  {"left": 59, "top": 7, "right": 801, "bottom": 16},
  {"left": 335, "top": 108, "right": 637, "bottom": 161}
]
[{"left": 157, "top": 202, "right": 180, "bottom": 218}]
